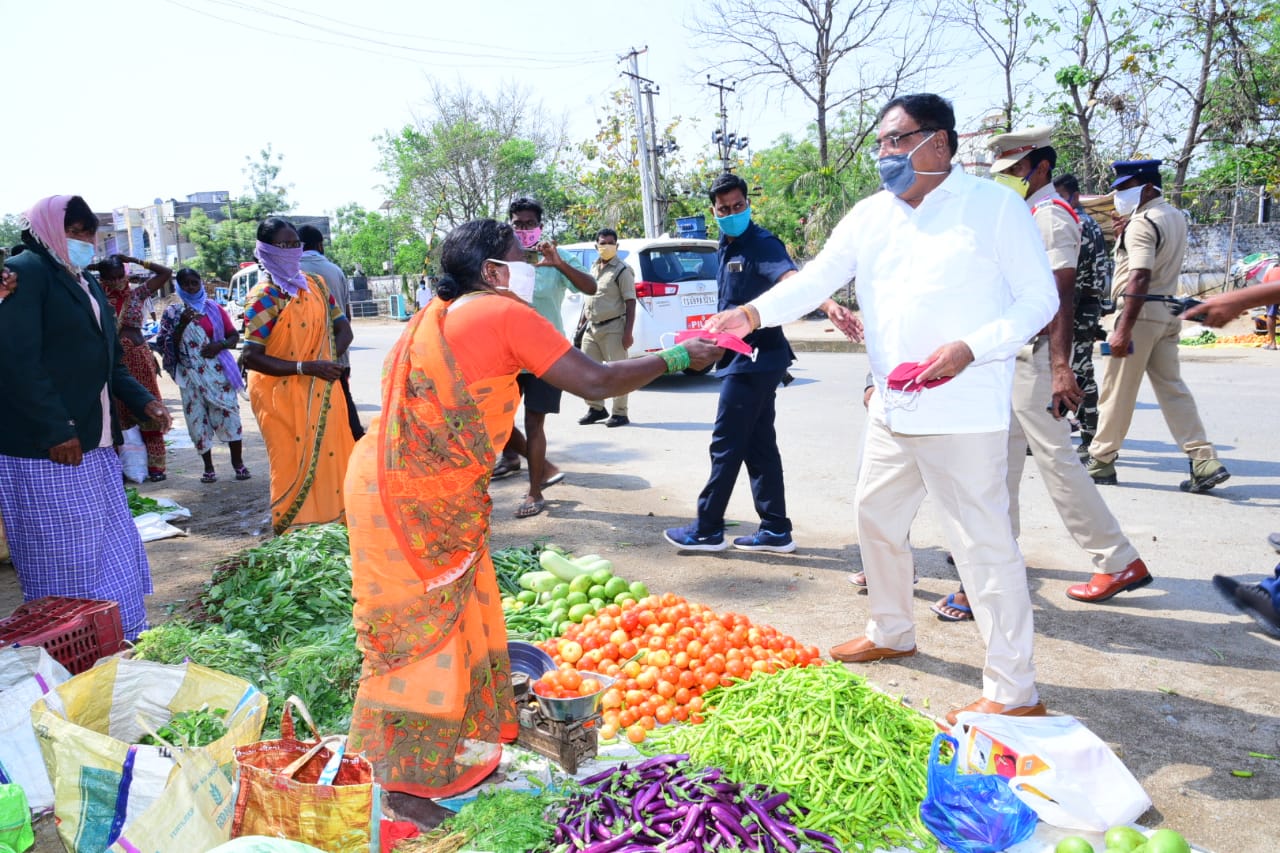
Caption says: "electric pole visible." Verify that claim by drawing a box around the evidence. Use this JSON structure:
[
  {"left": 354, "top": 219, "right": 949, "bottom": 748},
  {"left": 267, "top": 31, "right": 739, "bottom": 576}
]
[
  {"left": 642, "top": 81, "right": 664, "bottom": 235},
  {"left": 622, "top": 47, "right": 658, "bottom": 238},
  {"left": 707, "top": 77, "right": 749, "bottom": 173}
]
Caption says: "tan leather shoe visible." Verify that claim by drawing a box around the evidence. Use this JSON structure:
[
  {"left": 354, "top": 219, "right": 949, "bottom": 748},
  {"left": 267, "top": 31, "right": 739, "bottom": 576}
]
[
  {"left": 829, "top": 636, "right": 916, "bottom": 663},
  {"left": 1066, "top": 558, "right": 1152, "bottom": 603},
  {"left": 945, "top": 697, "right": 1049, "bottom": 726}
]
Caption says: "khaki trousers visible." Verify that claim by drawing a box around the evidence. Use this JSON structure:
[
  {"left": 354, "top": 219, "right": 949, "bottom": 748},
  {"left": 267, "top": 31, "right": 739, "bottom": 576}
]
[
  {"left": 857, "top": 415, "right": 1039, "bottom": 706},
  {"left": 1089, "top": 316, "right": 1215, "bottom": 464},
  {"left": 582, "top": 321, "right": 629, "bottom": 415},
  {"left": 1007, "top": 339, "right": 1141, "bottom": 572}
]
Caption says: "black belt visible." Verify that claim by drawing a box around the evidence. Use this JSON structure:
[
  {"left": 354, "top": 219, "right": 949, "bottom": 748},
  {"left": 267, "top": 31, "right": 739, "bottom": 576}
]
[{"left": 589, "top": 315, "right": 624, "bottom": 326}]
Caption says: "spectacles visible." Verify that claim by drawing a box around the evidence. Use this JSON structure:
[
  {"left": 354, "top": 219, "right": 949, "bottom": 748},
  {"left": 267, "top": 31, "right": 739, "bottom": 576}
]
[
  {"left": 874, "top": 128, "right": 935, "bottom": 152},
  {"left": 272, "top": 240, "right": 303, "bottom": 249}
]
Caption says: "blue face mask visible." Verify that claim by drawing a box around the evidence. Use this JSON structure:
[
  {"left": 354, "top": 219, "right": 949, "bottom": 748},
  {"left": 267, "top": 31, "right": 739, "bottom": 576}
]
[
  {"left": 715, "top": 208, "right": 752, "bottom": 238},
  {"left": 876, "top": 131, "right": 949, "bottom": 197},
  {"left": 66, "top": 239, "right": 96, "bottom": 269}
]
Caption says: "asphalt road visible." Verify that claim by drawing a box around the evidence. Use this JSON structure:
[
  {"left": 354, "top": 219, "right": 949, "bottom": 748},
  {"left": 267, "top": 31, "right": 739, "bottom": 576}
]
[{"left": 346, "top": 319, "right": 1280, "bottom": 852}]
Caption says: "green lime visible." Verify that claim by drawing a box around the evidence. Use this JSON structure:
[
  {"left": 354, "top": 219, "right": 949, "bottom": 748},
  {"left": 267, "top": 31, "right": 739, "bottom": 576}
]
[
  {"left": 589, "top": 598, "right": 606, "bottom": 610},
  {"left": 589, "top": 567, "right": 614, "bottom": 585},
  {"left": 568, "top": 603, "right": 594, "bottom": 623},
  {"left": 565, "top": 591, "right": 588, "bottom": 606},
  {"left": 1055, "top": 838, "right": 1094, "bottom": 853},
  {"left": 558, "top": 620, "right": 574, "bottom": 635},
  {"left": 1104, "top": 827, "right": 1146, "bottom": 852},
  {"left": 515, "top": 590, "right": 537, "bottom": 605},
  {"left": 603, "top": 577, "right": 629, "bottom": 598},
  {"left": 1144, "top": 829, "right": 1189, "bottom": 853},
  {"left": 588, "top": 584, "right": 608, "bottom": 600},
  {"left": 629, "top": 581, "right": 649, "bottom": 600},
  {"left": 551, "top": 583, "right": 571, "bottom": 600},
  {"left": 569, "top": 574, "right": 594, "bottom": 594},
  {"left": 613, "top": 593, "right": 636, "bottom": 606}
]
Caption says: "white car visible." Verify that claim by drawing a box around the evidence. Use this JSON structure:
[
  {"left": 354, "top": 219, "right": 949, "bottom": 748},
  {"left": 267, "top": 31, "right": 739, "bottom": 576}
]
[{"left": 557, "top": 237, "right": 720, "bottom": 356}]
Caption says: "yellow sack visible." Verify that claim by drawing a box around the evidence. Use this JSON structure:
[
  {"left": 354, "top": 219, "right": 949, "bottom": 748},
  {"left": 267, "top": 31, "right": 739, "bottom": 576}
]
[
  {"left": 106, "top": 746, "right": 235, "bottom": 853},
  {"left": 31, "top": 658, "right": 267, "bottom": 853}
]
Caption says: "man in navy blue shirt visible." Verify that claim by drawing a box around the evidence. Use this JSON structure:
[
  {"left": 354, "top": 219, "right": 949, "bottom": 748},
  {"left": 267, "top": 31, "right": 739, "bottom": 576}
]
[{"left": 664, "top": 172, "right": 799, "bottom": 553}]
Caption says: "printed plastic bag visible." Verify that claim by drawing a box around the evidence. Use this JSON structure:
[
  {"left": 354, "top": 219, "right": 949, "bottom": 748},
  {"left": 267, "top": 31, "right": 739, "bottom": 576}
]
[
  {"left": 0, "top": 783, "right": 34, "bottom": 853},
  {"left": 952, "top": 712, "right": 1152, "bottom": 831},
  {"left": 30, "top": 658, "right": 267, "bottom": 853},
  {"left": 232, "top": 698, "right": 378, "bottom": 853},
  {"left": 118, "top": 427, "right": 147, "bottom": 484},
  {"left": 106, "top": 746, "right": 233, "bottom": 853},
  {"left": 0, "top": 646, "right": 71, "bottom": 813},
  {"left": 920, "top": 733, "right": 1039, "bottom": 853},
  {"left": 208, "top": 838, "right": 326, "bottom": 852}
]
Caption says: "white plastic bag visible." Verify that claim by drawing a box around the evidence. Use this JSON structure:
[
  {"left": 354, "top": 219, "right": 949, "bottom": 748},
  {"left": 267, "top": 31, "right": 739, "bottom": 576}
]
[
  {"left": 0, "top": 646, "right": 72, "bottom": 813},
  {"left": 119, "top": 427, "right": 147, "bottom": 484},
  {"left": 952, "top": 712, "right": 1151, "bottom": 832}
]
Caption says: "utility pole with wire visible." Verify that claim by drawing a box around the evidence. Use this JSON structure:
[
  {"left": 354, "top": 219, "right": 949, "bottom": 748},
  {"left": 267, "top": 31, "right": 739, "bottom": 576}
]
[
  {"left": 707, "top": 77, "right": 748, "bottom": 173},
  {"left": 622, "top": 47, "right": 658, "bottom": 238}
]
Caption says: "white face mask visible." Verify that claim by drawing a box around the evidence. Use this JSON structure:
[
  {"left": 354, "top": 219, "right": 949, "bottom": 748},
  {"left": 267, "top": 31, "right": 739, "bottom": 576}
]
[
  {"left": 489, "top": 259, "right": 537, "bottom": 303},
  {"left": 1113, "top": 185, "right": 1149, "bottom": 217}
]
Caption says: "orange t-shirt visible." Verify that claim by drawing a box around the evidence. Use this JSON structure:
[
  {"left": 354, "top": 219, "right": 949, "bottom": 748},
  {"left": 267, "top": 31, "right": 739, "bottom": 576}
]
[{"left": 443, "top": 293, "right": 570, "bottom": 385}]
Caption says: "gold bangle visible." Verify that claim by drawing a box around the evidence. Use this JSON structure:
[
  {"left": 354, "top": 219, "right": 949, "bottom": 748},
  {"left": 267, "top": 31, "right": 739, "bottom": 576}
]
[{"left": 738, "top": 304, "right": 759, "bottom": 331}]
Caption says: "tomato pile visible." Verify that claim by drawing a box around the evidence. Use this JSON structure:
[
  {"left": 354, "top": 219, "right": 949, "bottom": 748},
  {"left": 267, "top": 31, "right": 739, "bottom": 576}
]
[
  {"left": 531, "top": 668, "right": 606, "bottom": 700},
  {"left": 538, "top": 592, "right": 821, "bottom": 744}
]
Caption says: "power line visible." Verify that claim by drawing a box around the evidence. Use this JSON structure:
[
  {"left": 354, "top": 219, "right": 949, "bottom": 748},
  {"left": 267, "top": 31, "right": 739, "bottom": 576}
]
[{"left": 200, "top": 0, "right": 613, "bottom": 64}]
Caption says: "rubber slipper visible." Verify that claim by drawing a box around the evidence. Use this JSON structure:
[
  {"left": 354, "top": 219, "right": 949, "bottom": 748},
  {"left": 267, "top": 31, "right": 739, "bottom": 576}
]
[
  {"left": 234, "top": 466, "right": 252, "bottom": 481},
  {"left": 491, "top": 459, "right": 522, "bottom": 480},
  {"left": 848, "top": 570, "right": 919, "bottom": 588},
  {"left": 542, "top": 472, "right": 566, "bottom": 488},
  {"left": 201, "top": 471, "right": 217, "bottom": 484},
  {"left": 930, "top": 592, "right": 973, "bottom": 622},
  {"left": 147, "top": 471, "right": 167, "bottom": 482},
  {"left": 514, "top": 498, "right": 545, "bottom": 519}
]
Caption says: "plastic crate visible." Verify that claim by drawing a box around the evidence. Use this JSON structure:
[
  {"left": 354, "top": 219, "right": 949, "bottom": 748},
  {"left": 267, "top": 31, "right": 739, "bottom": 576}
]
[{"left": 0, "top": 596, "right": 125, "bottom": 674}]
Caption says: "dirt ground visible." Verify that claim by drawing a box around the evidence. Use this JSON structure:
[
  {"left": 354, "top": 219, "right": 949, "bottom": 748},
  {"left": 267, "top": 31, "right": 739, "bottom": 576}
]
[{"left": 5, "top": 317, "right": 1278, "bottom": 853}]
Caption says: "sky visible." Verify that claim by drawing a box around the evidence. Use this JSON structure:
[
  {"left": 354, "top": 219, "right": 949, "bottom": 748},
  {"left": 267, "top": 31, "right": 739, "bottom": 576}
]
[{"left": 2, "top": 0, "right": 1024, "bottom": 220}]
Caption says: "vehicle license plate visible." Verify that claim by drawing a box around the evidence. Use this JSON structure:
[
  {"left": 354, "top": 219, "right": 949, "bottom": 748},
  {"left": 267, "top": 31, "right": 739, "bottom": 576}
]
[{"left": 681, "top": 294, "right": 717, "bottom": 307}]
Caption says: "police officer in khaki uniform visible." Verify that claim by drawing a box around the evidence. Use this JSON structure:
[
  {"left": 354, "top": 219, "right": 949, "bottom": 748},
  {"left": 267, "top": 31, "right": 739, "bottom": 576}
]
[
  {"left": 578, "top": 228, "right": 637, "bottom": 427},
  {"left": 1086, "top": 160, "right": 1229, "bottom": 493},
  {"left": 986, "top": 129, "right": 1151, "bottom": 605}
]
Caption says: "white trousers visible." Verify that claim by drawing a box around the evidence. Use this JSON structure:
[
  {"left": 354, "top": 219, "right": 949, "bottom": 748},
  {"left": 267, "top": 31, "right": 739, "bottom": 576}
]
[
  {"left": 1007, "top": 339, "right": 1141, "bottom": 572},
  {"left": 856, "top": 415, "right": 1039, "bottom": 705}
]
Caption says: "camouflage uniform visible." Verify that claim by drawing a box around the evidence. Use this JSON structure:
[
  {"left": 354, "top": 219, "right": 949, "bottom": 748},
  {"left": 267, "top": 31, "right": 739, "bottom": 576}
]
[{"left": 1072, "top": 209, "right": 1111, "bottom": 449}]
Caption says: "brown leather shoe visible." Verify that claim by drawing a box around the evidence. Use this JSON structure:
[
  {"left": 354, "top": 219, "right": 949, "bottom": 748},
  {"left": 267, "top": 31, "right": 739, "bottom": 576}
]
[
  {"left": 829, "top": 636, "right": 916, "bottom": 663},
  {"left": 945, "top": 697, "right": 1049, "bottom": 726},
  {"left": 1065, "top": 558, "right": 1153, "bottom": 603}
]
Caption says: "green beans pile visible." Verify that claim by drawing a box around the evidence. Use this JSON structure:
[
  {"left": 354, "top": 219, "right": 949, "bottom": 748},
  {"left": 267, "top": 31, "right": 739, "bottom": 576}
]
[
  {"left": 492, "top": 545, "right": 543, "bottom": 597},
  {"left": 641, "top": 664, "right": 939, "bottom": 852}
]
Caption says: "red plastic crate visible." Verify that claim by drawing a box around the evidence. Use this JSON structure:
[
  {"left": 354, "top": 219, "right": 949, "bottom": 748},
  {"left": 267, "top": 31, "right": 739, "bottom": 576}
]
[{"left": 0, "top": 597, "right": 125, "bottom": 674}]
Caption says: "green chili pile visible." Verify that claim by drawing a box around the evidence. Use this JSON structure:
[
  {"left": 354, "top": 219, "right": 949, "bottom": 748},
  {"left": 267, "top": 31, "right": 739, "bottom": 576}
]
[{"left": 641, "top": 664, "right": 939, "bottom": 852}]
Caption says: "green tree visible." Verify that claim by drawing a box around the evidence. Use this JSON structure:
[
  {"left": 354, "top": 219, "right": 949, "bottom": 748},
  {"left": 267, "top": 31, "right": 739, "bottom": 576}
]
[
  {"left": 180, "top": 147, "right": 295, "bottom": 280},
  {"left": 0, "top": 213, "right": 23, "bottom": 249},
  {"left": 379, "top": 81, "right": 567, "bottom": 231}
]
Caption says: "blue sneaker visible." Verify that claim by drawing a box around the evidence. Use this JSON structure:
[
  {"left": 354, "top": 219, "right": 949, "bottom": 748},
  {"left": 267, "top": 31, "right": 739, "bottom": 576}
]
[
  {"left": 732, "top": 529, "right": 796, "bottom": 553},
  {"left": 663, "top": 523, "right": 728, "bottom": 551}
]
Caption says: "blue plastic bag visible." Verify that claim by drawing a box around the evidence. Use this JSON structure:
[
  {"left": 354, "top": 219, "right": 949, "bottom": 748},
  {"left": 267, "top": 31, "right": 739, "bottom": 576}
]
[{"left": 920, "top": 733, "right": 1038, "bottom": 853}]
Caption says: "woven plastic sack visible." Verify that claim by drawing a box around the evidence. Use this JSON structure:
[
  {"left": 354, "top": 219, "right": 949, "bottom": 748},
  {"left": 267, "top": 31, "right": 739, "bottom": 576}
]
[
  {"left": 0, "top": 783, "right": 34, "bottom": 853},
  {"left": 30, "top": 658, "right": 267, "bottom": 853},
  {"left": 920, "top": 733, "right": 1038, "bottom": 853},
  {"left": 0, "top": 646, "right": 71, "bottom": 813},
  {"left": 118, "top": 427, "right": 147, "bottom": 484},
  {"left": 106, "top": 746, "right": 233, "bottom": 853},
  {"left": 232, "top": 698, "right": 378, "bottom": 853}
]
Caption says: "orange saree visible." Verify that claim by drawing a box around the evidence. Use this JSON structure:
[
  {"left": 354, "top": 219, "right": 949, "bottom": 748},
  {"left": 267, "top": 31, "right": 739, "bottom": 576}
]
[
  {"left": 246, "top": 274, "right": 354, "bottom": 534},
  {"left": 345, "top": 294, "right": 571, "bottom": 798}
]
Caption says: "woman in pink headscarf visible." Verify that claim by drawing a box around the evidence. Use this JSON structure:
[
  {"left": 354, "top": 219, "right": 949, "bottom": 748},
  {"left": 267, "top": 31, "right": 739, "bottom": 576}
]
[{"left": 0, "top": 195, "right": 172, "bottom": 640}]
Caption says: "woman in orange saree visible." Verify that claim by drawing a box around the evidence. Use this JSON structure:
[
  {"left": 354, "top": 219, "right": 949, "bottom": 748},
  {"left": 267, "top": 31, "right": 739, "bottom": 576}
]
[
  {"left": 241, "top": 218, "right": 355, "bottom": 534},
  {"left": 345, "top": 220, "right": 721, "bottom": 810}
]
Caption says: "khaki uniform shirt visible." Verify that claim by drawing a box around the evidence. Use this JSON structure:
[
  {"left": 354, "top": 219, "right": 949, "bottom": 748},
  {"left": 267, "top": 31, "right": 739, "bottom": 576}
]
[
  {"left": 1112, "top": 196, "right": 1187, "bottom": 299},
  {"left": 1028, "top": 183, "right": 1081, "bottom": 272},
  {"left": 586, "top": 256, "right": 636, "bottom": 325}
]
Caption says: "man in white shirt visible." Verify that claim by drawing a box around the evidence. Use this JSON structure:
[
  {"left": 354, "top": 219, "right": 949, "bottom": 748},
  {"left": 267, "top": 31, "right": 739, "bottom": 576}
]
[
  {"left": 707, "top": 94, "right": 1058, "bottom": 724},
  {"left": 416, "top": 277, "right": 431, "bottom": 310}
]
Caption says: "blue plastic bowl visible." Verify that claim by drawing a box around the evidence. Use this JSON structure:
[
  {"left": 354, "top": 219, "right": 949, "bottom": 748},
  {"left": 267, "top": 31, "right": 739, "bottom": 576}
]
[{"left": 508, "top": 641, "right": 556, "bottom": 680}]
